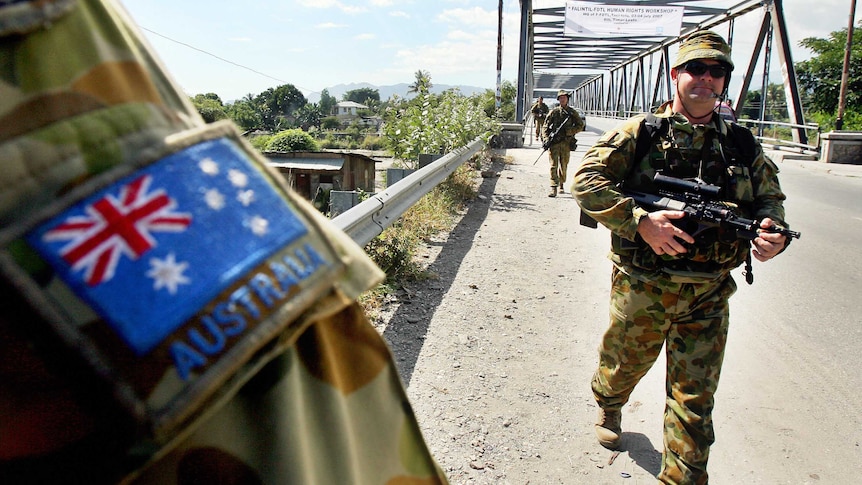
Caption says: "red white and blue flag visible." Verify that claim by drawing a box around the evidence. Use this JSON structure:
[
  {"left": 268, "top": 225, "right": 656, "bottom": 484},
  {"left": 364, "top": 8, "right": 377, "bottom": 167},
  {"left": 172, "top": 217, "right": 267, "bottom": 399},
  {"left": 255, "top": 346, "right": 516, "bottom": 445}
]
[{"left": 27, "top": 138, "right": 308, "bottom": 355}]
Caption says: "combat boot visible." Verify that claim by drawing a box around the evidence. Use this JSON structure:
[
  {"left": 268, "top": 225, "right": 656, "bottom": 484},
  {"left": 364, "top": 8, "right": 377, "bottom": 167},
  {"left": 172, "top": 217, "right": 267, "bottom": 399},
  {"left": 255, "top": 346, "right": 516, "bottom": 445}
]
[
  {"left": 595, "top": 408, "right": 622, "bottom": 449},
  {"left": 548, "top": 186, "right": 557, "bottom": 197}
]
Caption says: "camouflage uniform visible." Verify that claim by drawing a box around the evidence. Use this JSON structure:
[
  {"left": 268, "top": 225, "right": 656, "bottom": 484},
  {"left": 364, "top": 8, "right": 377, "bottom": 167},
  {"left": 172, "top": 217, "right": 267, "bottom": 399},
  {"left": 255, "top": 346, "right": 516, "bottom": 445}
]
[
  {"left": 542, "top": 102, "right": 584, "bottom": 194},
  {"left": 0, "top": 1, "right": 446, "bottom": 484},
  {"left": 573, "top": 102, "right": 788, "bottom": 484},
  {"left": 530, "top": 99, "right": 549, "bottom": 138}
]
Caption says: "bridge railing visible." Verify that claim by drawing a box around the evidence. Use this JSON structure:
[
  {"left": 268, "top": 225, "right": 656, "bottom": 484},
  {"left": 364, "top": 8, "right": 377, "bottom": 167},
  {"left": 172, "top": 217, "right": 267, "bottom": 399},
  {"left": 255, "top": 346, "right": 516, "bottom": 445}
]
[
  {"left": 332, "top": 137, "right": 486, "bottom": 247},
  {"left": 736, "top": 119, "right": 821, "bottom": 155}
]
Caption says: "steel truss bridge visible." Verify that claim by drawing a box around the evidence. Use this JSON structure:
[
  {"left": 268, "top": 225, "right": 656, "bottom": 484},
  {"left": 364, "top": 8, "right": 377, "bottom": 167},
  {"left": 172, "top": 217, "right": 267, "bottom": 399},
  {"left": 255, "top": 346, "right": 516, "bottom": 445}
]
[{"left": 514, "top": 0, "right": 810, "bottom": 146}]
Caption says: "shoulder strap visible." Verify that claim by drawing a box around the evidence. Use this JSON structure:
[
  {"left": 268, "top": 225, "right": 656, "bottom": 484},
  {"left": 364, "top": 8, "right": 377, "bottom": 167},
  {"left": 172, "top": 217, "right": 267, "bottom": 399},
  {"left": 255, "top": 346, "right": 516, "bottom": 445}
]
[
  {"left": 633, "top": 113, "right": 666, "bottom": 167},
  {"left": 726, "top": 122, "right": 757, "bottom": 168}
]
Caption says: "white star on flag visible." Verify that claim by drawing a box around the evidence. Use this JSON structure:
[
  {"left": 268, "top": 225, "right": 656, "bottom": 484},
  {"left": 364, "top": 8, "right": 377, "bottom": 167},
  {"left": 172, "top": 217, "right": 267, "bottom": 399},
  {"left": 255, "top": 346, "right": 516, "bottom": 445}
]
[
  {"left": 205, "top": 188, "right": 226, "bottom": 210},
  {"left": 199, "top": 158, "right": 219, "bottom": 176},
  {"left": 146, "top": 252, "right": 190, "bottom": 295},
  {"left": 249, "top": 215, "right": 269, "bottom": 236},
  {"left": 236, "top": 189, "right": 255, "bottom": 207},
  {"left": 228, "top": 169, "right": 249, "bottom": 188}
]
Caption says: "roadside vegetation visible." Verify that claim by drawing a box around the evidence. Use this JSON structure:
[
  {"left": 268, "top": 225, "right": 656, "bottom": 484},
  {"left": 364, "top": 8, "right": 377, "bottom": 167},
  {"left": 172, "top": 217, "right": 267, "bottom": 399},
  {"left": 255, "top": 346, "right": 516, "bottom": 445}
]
[
  {"left": 733, "top": 21, "right": 861, "bottom": 140},
  {"left": 189, "top": 70, "right": 510, "bottom": 315}
]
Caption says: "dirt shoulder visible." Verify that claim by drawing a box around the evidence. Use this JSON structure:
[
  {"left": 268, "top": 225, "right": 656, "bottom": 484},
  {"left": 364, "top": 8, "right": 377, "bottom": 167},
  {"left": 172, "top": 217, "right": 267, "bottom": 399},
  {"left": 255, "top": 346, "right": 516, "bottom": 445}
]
[{"left": 372, "top": 130, "right": 666, "bottom": 484}]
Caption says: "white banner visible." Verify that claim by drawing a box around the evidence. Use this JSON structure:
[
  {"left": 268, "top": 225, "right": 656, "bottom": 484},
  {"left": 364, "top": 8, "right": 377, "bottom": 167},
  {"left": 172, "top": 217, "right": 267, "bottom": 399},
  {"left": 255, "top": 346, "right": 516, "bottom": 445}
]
[{"left": 564, "top": 1, "right": 684, "bottom": 38}]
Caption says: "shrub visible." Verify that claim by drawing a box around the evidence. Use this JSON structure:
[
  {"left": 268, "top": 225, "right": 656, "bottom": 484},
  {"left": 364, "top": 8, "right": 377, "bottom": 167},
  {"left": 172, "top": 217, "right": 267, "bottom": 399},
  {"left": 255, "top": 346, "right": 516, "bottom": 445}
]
[
  {"left": 360, "top": 135, "right": 385, "bottom": 151},
  {"left": 321, "top": 117, "right": 341, "bottom": 130},
  {"left": 265, "top": 129, "right": 319, "bottom": 152},
  {"left": 247, "top": 134, "right": 271, "bottom": 152},
  {"left": 382, "top": 91, "right": 499, "bottom": 168}
]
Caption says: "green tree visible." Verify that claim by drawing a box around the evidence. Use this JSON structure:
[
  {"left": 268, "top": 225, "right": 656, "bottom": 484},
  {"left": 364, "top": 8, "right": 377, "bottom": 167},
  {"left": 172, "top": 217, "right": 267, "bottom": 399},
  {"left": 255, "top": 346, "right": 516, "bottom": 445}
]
[
  {"left": 264, "top": 129, "right": 319, "bottom": 152},
  {"left": 295, "top": 103, "right": 322, "bottom": 130},
  {"left": 408, "top": 70, "right": 433, "bottom": 95},
  {"left": 344, "top": 87, "right": 380, "bottom": 105},
  {"left": 478, "top": 80, "right": 517, "bottom": 121},
  {"left": 796, "top": 22, "right": 862, "bottom": 117},
  {"left": 226, "top": 98, "right": 262, "bottom": 131},
  {"left": 191, "top": 93, "right": 227, "bottom": 123},
  {"left": 319, "top": 88, "right": 337, "bottom": 116},
  {"left": 256, "top": 84, "right": 308, "bottom": 131},
  {"left": 741, "top": 83, "right": 787, "bottom": 121}
]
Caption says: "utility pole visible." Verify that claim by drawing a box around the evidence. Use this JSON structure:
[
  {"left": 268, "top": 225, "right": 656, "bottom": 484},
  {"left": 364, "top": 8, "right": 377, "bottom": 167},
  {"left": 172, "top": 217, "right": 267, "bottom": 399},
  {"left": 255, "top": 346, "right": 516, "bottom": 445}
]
[
  {"left": 496, "top": 0, "right": 503, "bottom": 117},
  {"left": 836, "top": 0, "right": 857, "bottom": 130}
]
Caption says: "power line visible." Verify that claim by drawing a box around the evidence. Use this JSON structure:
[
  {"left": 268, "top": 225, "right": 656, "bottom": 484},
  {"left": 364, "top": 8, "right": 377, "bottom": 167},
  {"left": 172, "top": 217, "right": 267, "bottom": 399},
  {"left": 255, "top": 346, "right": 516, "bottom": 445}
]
[{"left": 139, "top": 26, "right": 314, "bottom": 94}]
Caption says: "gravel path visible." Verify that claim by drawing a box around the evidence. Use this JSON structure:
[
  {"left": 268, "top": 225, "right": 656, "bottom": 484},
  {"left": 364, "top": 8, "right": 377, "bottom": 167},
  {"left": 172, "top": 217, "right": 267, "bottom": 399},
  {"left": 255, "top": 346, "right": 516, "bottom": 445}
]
[{"left": 373, "top": 129, "right": 667, "bottom": 484}]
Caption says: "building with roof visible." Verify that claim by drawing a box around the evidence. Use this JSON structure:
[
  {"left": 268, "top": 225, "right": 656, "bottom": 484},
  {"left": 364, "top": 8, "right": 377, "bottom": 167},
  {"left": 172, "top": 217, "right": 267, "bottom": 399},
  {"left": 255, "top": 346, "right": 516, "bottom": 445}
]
[
  {"left": 334, "top": 101, "right": 368, "bottom": 117},
  {"left": 265, "top": 151, "right": 378, "bottom": 202}
]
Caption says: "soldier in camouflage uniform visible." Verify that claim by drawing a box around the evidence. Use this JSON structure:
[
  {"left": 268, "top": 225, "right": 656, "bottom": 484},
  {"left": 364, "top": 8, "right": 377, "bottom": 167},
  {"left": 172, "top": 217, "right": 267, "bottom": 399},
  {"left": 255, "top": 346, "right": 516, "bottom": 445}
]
[
  {"left": 530, "top": 96, "right": 549, "bottom": 139},
  {"left": 542, "top": 90, "right": 584, "bottom": 197},
  {"left": 572, "top": 31, "right": 792, "bottom": 484},
  {"left": 0, "top": 1, "right": 446, "bottom": 483}
]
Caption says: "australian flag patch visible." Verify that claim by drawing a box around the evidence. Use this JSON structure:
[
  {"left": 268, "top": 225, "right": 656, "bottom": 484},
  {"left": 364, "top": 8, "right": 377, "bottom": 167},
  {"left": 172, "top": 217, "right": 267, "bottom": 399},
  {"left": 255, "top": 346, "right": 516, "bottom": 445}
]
[{"left": 27, "top": 138, "right": 309, "bottom": 356}]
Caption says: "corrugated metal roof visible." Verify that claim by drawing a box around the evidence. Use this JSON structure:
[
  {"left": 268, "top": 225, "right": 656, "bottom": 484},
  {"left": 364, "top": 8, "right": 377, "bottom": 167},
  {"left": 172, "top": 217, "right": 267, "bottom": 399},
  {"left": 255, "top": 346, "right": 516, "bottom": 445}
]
[{"left": 267, "top": 158, "right": 345, "bottom": 171}]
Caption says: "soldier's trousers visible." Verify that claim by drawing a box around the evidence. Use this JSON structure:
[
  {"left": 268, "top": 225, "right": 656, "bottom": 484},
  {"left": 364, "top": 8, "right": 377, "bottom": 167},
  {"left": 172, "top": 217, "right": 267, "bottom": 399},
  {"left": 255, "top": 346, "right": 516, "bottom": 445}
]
[
  {"left": 548, "top": 142, "right": 570, "bottom": 188},
  {"left": 535, "top": 118, "right": 545, "bottom": 138},
  {"left": 591, "top": 267, "right": 737, "bottom": 485}
]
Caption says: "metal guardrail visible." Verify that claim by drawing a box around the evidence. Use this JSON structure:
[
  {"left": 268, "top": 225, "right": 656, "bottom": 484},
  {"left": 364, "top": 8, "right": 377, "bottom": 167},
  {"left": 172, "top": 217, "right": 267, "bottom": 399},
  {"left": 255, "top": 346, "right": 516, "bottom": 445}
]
[
  {"left": 736, "top": 118, "right": 821, "bottom": 154},
  {"left": 332, "top": 137, "right": 486, "bottom": 246}
]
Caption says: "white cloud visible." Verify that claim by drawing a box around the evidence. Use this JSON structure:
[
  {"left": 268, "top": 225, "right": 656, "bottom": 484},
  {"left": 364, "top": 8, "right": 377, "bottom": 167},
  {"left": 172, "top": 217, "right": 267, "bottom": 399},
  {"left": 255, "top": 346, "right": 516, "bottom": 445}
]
[
  {"left": 355, "top": 33, "right": 377, "bottom": 40},
  {"left": 369, "top": 0, "right": 395, "bottom": 6},
  {"left": 389, "top": 10, "right": 410, "bottom": 18}
]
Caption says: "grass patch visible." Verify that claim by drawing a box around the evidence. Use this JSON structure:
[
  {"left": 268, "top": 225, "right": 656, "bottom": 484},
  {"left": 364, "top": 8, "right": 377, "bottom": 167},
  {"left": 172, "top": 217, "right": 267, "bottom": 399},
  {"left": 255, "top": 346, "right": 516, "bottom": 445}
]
[{"left": 360, "top": 150, "right": 492, "bottom": 319}]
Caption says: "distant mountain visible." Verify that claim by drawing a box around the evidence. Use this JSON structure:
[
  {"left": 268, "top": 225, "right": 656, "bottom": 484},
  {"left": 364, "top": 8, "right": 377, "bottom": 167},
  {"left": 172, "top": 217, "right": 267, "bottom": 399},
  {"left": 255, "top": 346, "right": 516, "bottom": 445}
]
[{"left": 306, "top": 82, "right": 488, "bottom": 103}]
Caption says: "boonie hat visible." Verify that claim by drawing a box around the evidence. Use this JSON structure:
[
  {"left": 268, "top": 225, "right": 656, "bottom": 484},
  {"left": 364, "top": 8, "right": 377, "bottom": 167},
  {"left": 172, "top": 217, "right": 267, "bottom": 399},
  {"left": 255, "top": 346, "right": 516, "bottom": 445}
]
[
  {"left": 556, "top": 89, "right": 569, "bottom": 99},
  {"left": 673, "top": 30, "right": 734, "bottom": 69}
]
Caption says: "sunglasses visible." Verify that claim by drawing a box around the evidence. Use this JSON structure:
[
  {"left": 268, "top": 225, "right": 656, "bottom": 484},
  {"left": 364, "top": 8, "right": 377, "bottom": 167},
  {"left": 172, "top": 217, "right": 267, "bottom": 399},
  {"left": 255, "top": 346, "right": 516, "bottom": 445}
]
[{"left": 681, "top": 61, "right": 728, "bottom": 79}]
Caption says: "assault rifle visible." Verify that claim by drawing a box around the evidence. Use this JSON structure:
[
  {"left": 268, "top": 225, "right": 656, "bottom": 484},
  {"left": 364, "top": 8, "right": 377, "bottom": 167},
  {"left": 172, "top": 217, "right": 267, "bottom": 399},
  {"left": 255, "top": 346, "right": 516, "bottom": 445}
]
[
  {"left": 532, "top": 111, "right": 570, "bottom": 165},
  {"left": 621, "top": 174, "right": 800, "bottom": 284},
  {"left": 622, "top": 173, "right": 801, "bottom": 244}
]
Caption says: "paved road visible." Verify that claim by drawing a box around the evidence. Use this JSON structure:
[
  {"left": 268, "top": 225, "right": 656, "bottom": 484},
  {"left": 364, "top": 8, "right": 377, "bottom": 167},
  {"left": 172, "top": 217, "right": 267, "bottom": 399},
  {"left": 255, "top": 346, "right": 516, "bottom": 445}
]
[{"left": 393, "top": 123, "right": 862, "bottom": 484}]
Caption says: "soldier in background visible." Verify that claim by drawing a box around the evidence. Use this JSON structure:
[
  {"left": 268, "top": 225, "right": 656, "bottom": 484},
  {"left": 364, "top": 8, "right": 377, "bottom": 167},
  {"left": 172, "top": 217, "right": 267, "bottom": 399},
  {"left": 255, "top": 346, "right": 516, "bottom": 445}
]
[
  {"left": 542, "top": 90, "right": 584, "bottom": 197},
  {"left": 573, "top": 30, "right": 791, "bottom": 484},
  {"left": 0, "top": 1, "right": 446, "bottom": 483},
  {"left": 530, "top": 96, "right": 549, "bottom": 140}
]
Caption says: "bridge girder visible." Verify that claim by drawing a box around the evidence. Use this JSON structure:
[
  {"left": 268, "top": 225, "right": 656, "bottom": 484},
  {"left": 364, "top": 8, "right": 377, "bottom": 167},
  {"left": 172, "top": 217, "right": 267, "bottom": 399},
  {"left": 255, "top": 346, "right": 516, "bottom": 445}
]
[{"left": 515, "top": 0, "right": 808, "bottom": 145}]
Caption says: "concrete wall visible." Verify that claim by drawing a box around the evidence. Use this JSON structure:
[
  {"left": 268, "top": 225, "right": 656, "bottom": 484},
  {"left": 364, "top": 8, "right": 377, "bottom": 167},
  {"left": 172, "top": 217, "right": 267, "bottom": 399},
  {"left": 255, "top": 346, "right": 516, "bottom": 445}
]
[{"left": 820, "top": 131, "right": 862, "bottom": 165}]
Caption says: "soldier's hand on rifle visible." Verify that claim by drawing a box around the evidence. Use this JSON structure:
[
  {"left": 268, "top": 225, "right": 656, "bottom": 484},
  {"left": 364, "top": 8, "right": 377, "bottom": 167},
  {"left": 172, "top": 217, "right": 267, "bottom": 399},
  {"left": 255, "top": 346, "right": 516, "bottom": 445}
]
[
  {"left": 751, "top": 217, "right": 787, "bottom": 262},
  {"left": 637, "top": 210, "right": 695, "bottom": 256}
]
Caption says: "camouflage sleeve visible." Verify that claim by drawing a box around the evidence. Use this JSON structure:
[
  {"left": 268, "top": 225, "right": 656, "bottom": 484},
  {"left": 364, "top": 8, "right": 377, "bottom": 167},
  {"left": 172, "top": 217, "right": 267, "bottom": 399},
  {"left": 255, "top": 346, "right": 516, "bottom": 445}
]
[
  {"left": 750, "top": 146, "right": 789, "bottom": 228},
  {"left": 573, "top": 118, "right": 648, "bottom": 241}
]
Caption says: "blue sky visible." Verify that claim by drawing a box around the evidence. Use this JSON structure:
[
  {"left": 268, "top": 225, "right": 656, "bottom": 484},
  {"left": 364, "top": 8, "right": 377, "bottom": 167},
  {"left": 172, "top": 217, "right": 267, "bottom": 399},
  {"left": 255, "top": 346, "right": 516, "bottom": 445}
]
[{"left": 119, "top": 0, "right": 860, "bottom": 102}]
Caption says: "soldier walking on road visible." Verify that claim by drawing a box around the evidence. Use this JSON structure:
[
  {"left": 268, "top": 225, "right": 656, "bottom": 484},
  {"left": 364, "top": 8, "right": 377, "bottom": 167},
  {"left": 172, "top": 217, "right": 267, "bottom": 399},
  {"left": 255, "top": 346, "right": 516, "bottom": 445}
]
[
  {"left": 573, "top": 30, "right": 793, "bottom": 484},
  {"left": 530, "top": 96, "right": 549, "bottom": 140},
  {"left": 542, "top": 90, "right": 584, "bottom": 197}
]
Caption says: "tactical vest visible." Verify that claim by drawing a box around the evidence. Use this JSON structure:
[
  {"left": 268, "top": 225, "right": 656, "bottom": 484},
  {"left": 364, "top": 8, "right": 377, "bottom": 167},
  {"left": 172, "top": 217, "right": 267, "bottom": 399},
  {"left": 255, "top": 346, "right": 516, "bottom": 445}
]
[{"left": 613, "top": 113, "right": 758, "bottom": 277}]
